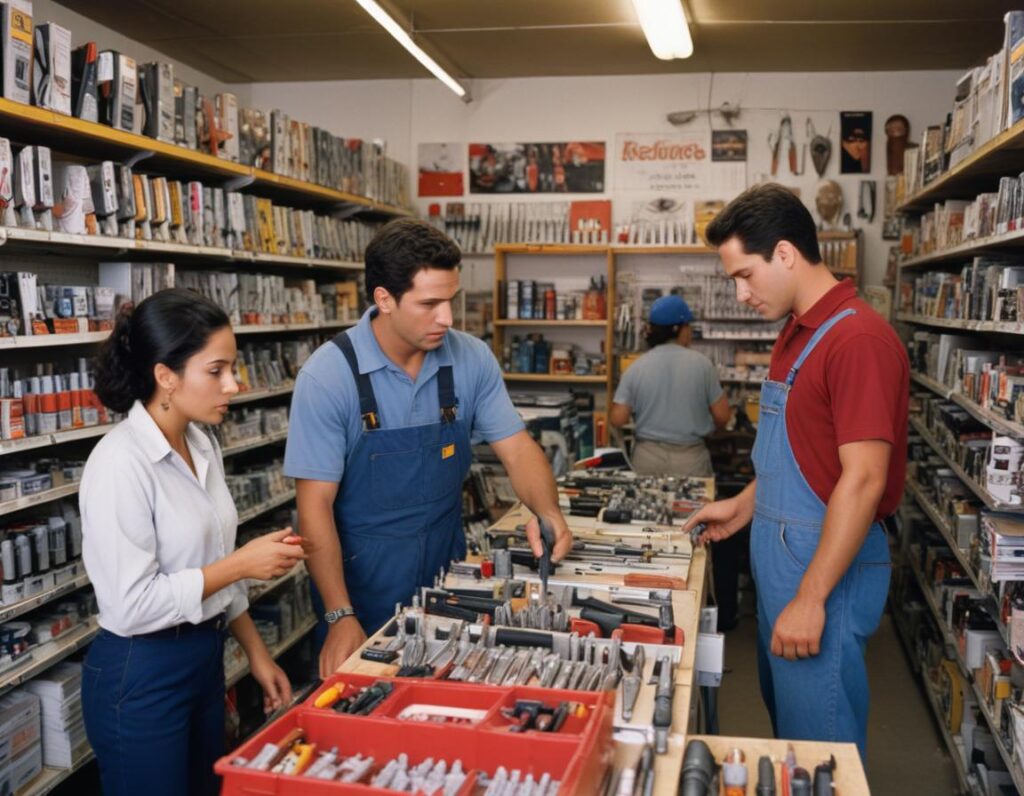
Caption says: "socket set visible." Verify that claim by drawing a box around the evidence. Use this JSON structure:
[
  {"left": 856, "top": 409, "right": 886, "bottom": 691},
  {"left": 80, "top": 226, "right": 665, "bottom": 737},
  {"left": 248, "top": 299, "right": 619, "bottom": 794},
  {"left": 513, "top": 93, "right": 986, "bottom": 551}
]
[{"left": 217, "top": 672, "right": 612, "bottom": 794}]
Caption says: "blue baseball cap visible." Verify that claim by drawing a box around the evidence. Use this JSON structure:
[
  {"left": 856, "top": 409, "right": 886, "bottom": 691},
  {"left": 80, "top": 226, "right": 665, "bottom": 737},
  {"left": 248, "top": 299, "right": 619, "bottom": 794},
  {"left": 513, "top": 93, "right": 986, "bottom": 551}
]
[{"left": 649, "top": 294, "right": 693, "bottom": 326}]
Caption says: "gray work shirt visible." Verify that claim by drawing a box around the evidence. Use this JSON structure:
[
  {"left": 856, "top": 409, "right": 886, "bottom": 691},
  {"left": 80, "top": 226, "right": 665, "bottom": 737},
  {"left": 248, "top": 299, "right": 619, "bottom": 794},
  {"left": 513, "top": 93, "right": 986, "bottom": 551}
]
[{"left": 613, "top": 344, "right": 724, "bottom": 444}]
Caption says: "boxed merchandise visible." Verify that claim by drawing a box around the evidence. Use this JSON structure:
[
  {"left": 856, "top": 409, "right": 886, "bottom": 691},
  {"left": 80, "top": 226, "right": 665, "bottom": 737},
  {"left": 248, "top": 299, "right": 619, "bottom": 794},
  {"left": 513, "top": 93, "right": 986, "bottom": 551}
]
[
  {"left": 139, "top": 61, "right": 174, "bottom": 142},
  {"left": 0, "top": 0, "right": 32, "bottom": 104},
  {"left": 97, "top": 50, "right": 136, "bottom": 132},
  {"left": 52, "top": 162, "right": 93, "bottom": 235},
  {"left": 0, "top": 689, "right": 40, "bottom": 792},
  {"left": 69, "top": 41, "right": 97, "bottom": 121},
  {"left": 24, "top": 662, "right": 88, "bottom": 768},
  {"left": 216, "top": 92, "right": 239, "bottom": 162},
  {"left": 31, "top": 22, "right": 69, "bottom": 114}
]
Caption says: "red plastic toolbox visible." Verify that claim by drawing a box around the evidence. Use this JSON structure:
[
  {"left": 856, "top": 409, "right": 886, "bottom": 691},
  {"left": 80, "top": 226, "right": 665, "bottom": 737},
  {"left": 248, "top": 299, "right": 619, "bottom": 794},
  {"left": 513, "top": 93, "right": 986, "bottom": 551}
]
[{"left": 216, "top": 674, "right": 614, "bottom": 795}]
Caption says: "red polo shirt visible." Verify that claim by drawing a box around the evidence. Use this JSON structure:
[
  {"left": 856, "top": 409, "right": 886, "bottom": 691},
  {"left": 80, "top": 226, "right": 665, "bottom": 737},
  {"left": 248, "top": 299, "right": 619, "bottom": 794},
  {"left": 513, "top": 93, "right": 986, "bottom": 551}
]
[{"left": 768, "top": 280, "right": 908, "bottom": 520}]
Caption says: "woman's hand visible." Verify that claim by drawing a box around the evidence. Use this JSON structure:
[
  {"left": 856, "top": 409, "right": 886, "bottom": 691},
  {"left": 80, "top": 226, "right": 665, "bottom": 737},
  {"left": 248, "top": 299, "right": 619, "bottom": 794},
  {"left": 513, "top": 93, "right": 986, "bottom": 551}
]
[
  {"left": 249, "top": 652, "right": 293, "bottom": 714},
  {"left": 231, "top": 528, "right": 306, "bottom": 581}
]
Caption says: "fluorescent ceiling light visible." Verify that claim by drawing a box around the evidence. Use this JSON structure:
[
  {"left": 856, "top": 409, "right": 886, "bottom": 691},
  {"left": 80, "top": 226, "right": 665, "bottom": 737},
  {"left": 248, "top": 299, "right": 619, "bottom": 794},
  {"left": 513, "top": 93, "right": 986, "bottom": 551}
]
[
  {"left": 631, "top": 0, "right": 693, "bottom": 60},
  {"left": 353, "top": 0, "right": 471, "bottom": 100}
]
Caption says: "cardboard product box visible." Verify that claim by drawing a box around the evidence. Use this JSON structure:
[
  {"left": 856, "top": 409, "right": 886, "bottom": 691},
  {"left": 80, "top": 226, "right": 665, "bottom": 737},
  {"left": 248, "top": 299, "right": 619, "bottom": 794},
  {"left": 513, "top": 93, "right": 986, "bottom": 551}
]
[
  {"left": 31, "top": 22, "right": 69, "bottom": 114},
  {"left": 30, "top": 145, "right": 51, "bottom": 210},
  {"left": 69, "top": 41, "right": 97, "bottom": 121},
  {"left": 52, "top": 161, "right": 92, "bottom": 235},
  {"left": 215, "top": 92, "right": 239, "bottom": 162},
  {"left": 270, "top": 109, "right": 288, "bottom": 175},
  {"left": 97, "top": 50, "right": 136, "bottom": 132},
  {"left": 86, "top": 161, "right": 118, "bottom": 219},
  {"left": 139, "top": 61, "right": 173, "bottom": 142},
  {"left": 0, "top": 0, "right": 32, "bottom": 104}
]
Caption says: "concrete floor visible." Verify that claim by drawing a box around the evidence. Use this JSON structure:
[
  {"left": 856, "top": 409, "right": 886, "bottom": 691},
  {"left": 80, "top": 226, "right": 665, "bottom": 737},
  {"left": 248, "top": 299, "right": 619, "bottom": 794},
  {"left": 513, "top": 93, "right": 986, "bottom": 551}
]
[{"left": 717, "top": 606, "right": 961, "bottom": 795}]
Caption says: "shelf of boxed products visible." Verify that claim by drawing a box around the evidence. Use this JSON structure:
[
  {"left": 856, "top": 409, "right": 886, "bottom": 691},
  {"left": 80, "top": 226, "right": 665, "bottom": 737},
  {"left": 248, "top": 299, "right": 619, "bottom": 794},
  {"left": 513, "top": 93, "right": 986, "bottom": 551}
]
[
  {"left": 897, "top": 117, "right": 1024, "bottom": 213},
  {"left": 0, "top": 226, "right": 365, "bottom": 273},
  {"left": 0, "top": 318, "right": 357, "bottom": 351},
  {"left": 0, "top": 425, "right": 113, "bottom": 458},
  {"left": 0, "top": 99, "right": 412, "bottom": 219},
  {"left": 496, "top": 244, "right": 609, "bottom": 255},
  {"left": 0, "top": 483, "right": 81, "bottom": 519},
  {"left": 896, "top": 312, "right": 1024, "bottom": 335},
  {"left": 905, "top": 548, "right": 1024, "bottom": 794},
  {"left": 230, "top": 383, "right": 295, "bottom": 406},
  {"left": 501, "top": 373, "right": 607, "bottom": 384},
  {"left": 493, "top": 319, "right": 607, "bottom": 327},
  {"left": 909, "top": 414, "right": 1020, "bottom": 514},
  {"left": 911, "top": 372, "right": 1024, "bottom": 442},
  {"left": 20, "top": 748, "right": 96, "bottom": 796},
  {"left": 0, "top": 572, "right": 89, "bottom": 625},
  {"left": 611, "top": 245, "right": 717, "bottom": 255},
  {"left": 237, "top": 490, "right": 297, "bottom": 526},
  {"left": 225, "top": 615, "right": 317, "bottom": 689},
  {"left": 899, "top": 227, "right": 1024, "bottom": 269},
  {"left": 905, "top": 480, "right": 983, "bottom": 594},
  {"left": 221, "top": 431, "right": 290, "bottom": 460},
  {"left": 889, "top": 605, "right": 985, "bottom": 796},
  {"left": 0, "top": 617, "right": 99, "bottom": 699}
]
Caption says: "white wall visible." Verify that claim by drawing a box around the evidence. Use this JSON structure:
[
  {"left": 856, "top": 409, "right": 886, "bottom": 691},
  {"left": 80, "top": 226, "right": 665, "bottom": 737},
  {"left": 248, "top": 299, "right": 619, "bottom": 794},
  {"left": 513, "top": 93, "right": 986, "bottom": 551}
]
[
  {"left": 248, "top": 70, "right": 964, "bottom": 288},
  {"left": 35, "top": 0, "right": 248, "bottom": 99}
]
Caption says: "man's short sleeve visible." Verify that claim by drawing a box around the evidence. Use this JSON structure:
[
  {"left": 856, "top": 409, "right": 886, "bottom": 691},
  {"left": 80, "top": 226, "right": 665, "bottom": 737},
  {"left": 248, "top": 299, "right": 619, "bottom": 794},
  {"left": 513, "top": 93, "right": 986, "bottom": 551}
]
[
  {"left": 283, "top": 370, "right": 350, "bottom": 482},
  {"left": 467, "top": 340, "right": 525, "bottom": 444},
  {"left": 826, "top": 335, "right": 907, "bottom": 447},
  {"left": 613, "top": 366, "right": 636, "bottom": 406},
  {"left": 703, "top": 358, "right": 724, "bottom": 406}
]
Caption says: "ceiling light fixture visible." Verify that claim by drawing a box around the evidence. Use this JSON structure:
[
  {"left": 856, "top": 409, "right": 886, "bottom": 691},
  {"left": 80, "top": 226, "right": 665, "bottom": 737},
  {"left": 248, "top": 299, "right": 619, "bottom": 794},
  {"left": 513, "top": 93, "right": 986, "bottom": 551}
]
[
  {"left": 631, "top": 0, "right": 693, "bottom": 60},
  {"left": 352, "top": 0, "right": 471, "bottom": 101}
]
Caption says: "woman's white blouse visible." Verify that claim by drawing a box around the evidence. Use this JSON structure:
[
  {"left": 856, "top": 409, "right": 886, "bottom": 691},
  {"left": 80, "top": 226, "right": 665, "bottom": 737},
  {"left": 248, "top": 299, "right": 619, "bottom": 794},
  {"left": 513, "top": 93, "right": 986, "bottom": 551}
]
[{"left": 80, "top": 401, "right": 248, "bottom": 636}]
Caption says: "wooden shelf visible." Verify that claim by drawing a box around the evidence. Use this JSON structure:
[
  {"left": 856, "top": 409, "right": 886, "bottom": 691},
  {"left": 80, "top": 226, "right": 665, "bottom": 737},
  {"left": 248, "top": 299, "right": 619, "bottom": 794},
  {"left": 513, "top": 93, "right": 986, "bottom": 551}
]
[
  {"left": 911, "top": 373, "right": 1024, "bottom": 441},
  {"left": 496, "top": 244, "right": 608, "bottom": 255},
  {"left": 221, "top": 431, "right": 289, "bottom": 459},
  {"left": 0, "top": 425, "right": 113, "bottom": 458},
  {"left": 909, "top": 415, "right": 1023, "bottom": 513},
  {"left": 896, "top": 313, "right": 1024, "bottom": 335},
  {"left": 0, "top": 618, "right": 99, "bottom": 698},
  {"left": 17, "top": 748, "right": 96, "bottom": 796},
  {"left": 231, "top": 384, "right": 295, "bottom": 405},
  {"left": 0, "top": 483, "right": 81, "bottom": 518},
  {"left": 0, "top": 98, "right": 411, "bottom": 217},
  {"left": 237, "top": 490, "right": 296, "bottom": 525},
  {"left": 905, "top": 481, "right": 981, "bottom": 593},
  {"left": 494, "top": 319, "right": 606, "bottom": 327},
  {"left": 612, "top": 245, "right": 715, "bottom": 255},
  {"left": 0, "top": 332, "right": 108, "bottom": 349},
  {"left": 0, "top": 570, "right": 89, "bottom": 624},
  {"left": 501, "top": 373, "right": 606, "bottom": 384},
  {"left": 899, "top": 226, "right": 1024, "bottom": 269},
  {"left": 898, "top": 117, "right": 1024, "bottom": 212}
]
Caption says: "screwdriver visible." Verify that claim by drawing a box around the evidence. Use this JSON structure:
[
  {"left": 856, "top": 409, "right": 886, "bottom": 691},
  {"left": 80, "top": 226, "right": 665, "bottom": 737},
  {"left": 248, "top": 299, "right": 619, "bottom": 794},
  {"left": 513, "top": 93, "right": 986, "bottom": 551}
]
[{"left": 537, "top": 516, "right": 555, "bottom": 600}]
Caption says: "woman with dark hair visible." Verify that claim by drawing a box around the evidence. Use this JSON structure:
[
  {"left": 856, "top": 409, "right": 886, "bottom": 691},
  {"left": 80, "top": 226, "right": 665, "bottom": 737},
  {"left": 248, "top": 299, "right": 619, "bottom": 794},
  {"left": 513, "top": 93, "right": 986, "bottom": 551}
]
[{"left": 79, "top": 288, "right": 306, "bottom": 796}]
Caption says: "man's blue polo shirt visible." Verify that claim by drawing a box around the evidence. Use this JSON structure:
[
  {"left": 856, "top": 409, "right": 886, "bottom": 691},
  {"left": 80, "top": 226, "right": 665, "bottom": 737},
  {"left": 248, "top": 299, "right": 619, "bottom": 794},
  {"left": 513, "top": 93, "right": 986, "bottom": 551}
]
[{"left": 283, "top": 308, "right": 524, "bottom": 483}]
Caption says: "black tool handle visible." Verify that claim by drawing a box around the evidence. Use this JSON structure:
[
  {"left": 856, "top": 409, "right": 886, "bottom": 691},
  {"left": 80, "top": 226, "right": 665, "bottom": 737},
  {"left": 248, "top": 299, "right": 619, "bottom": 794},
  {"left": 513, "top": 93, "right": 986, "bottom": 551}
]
[
  {"left": 538, "top": 516, "right": 555, "bottom": 584},
  {"left": 579, "top": 607, "right": 624, "bottom": 636},
  {"left": 492, "top": 627, "right": 554, "bottom": 649},
  {"left": 576, "top": 596, "right": 659, "bottom": 627},
  {"left": 756, "top": 755, "right": 776, "bottom": 796}
]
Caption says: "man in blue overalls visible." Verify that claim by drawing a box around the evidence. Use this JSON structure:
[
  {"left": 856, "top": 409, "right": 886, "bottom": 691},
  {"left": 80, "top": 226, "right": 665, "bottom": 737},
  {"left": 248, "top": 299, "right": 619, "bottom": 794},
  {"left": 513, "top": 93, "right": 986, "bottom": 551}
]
[
  {"left": 687, "top": 184, "right": 909, "bottom": 757},
  {"left": 284, "top": 219, "right": 574, "bottom": 677}
]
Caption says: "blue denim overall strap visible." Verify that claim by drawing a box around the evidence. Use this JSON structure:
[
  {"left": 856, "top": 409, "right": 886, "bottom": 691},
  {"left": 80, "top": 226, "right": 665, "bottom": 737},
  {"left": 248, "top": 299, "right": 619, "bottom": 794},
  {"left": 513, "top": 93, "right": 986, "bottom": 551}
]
[
  {"left": 311, "top": 332, "right": 471, "bottom": 639},
  {"left": 749, "top": 308, "right": 891, "bottom": 759}
]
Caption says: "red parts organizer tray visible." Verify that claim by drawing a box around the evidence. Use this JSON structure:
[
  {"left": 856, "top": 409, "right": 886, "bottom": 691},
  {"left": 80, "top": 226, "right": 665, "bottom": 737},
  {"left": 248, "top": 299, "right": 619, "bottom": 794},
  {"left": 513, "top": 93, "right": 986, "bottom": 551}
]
[{"left": 216, "top": 673, "right": 614, "bottom": 795}]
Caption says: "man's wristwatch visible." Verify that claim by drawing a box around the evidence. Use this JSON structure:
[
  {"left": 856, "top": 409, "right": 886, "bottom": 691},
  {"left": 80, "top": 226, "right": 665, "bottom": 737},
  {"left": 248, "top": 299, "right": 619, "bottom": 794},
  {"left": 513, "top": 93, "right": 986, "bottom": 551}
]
[{"left": 324, "top": 606, "right": 357, "bottom": 624}]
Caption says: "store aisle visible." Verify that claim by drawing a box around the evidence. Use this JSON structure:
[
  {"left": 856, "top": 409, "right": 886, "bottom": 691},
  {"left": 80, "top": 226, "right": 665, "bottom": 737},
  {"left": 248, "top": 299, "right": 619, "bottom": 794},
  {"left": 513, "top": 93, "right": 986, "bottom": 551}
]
[{"left": 717, "top": 608, "right": 960, "bottom": 794}]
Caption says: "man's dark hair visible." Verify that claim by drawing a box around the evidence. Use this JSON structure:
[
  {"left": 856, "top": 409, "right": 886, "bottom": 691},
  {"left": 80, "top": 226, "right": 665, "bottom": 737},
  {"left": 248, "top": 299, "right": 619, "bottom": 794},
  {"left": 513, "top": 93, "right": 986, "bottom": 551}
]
[
  {"left": 704, "top": 183, "right": 822, "bottom": 264},
  {"left": 645, "top": 323, "right": 682, "bottom": 348},
  {"left": 364, "top": 219, "right": 461, "bottom": 303}
]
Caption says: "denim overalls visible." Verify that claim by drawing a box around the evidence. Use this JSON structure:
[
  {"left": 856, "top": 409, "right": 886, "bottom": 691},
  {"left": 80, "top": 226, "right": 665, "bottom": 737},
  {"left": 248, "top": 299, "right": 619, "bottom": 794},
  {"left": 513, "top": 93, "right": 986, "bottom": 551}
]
[{"left": 750, "top": 308, "right": 891, "bottom": 758}]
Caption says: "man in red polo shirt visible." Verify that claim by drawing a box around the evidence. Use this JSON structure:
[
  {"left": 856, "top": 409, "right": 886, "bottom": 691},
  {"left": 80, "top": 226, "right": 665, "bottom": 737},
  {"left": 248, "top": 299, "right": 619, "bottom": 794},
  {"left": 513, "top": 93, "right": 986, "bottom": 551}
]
[{"left": 686, "top": 184, "right": 908, "bottom": 757}]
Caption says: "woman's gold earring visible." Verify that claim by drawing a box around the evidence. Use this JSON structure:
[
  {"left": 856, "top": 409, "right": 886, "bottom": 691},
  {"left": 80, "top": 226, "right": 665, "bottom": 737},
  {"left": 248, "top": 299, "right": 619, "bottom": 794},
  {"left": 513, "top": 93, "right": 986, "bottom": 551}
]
[{"left": 161, "top": 391, "right": 172, "bottom": 411}]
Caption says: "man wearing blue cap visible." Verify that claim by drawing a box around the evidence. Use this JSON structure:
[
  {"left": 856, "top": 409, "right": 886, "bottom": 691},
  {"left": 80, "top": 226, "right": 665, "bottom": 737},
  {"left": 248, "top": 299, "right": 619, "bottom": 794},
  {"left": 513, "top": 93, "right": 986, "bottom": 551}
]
[{"left": 610, "top": 293, "right": 732, "bottom": 476}]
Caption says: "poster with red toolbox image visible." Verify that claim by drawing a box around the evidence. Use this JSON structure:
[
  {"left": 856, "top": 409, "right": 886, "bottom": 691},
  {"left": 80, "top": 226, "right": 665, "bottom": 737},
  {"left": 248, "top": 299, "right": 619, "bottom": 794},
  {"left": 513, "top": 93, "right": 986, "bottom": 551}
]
[{"left": 469, "top": 142, "right": 605, "bottom": 194}]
